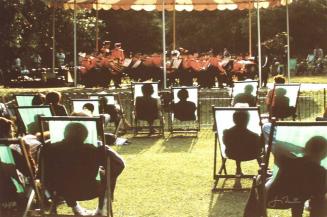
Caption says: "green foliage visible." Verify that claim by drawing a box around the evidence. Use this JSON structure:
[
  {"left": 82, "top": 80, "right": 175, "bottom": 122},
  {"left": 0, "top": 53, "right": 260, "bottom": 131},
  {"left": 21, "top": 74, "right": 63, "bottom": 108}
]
[
  {"left": 99, "top": 10, "right": 162, "bottom": 53},
  {"left": 1, "top": 0, "right": 327, "bottom": 69}
]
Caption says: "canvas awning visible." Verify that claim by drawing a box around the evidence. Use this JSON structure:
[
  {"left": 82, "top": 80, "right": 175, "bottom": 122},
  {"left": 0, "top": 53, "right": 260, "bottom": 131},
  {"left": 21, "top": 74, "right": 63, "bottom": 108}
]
[
  {"left": 46, "top": 0, "right": 291, "bottom": 11},
  {"left": 46, "top": 0, "right": 293, "bottom": 88}
]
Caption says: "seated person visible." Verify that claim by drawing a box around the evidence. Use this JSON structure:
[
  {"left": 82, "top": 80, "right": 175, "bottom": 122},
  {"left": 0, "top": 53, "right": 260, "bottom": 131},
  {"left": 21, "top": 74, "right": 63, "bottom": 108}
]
[
  {"left": 42, "top": 122, "right": 125, "bottom": 216},
  {"left": 135, "top": 83, "right": 161, "bottom": 134},
  {"left": 173, "top": 89, "right": 197, "bottom": 121},
  {"left": 0, "top": 117, "right": 37, "bottom": 213},
  {"left": 80, "top": 103, "right": 111, "bottom": 125},
  {"left": 0, "top": 102, "right": 11, "bottom": 119},
  {"left": 45, "top": 91, "right": 68, "bottom": 116},
  {"left": 81, "top": 103, "right": 95, "bottom": 117},
  {"left": 0, "top": 117, "right": 37, "bottom": 176},
  {"left": 233, "top": 84, "right": 256, "bottom": 107},
  {"left": 0, "top": 159, "right": 26, "bottom": 215},
  {"left": 271, "top": 88, "right": 296, "bottom": 119},
  {"left": 100, "top": 97, "right": 131, "bottom": 131},
  {"left": 265, "top": 136, "right": 327, "bottom": 217},
  {"left": 223, "top": 110, "right": 262, "bottom": 174},
  {"left": 266, "top": 75, "right": 286, "bottom": 112},
  {"left": 101, "top": 98, "right": 121, "bottom": 128},
  {"left": 32, "top": 93, "right": 46, "bottom": 106}
]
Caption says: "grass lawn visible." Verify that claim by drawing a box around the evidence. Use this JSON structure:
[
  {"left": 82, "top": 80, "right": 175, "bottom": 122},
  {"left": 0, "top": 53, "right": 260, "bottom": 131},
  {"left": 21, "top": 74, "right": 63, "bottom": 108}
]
[
  {"left": 0, "top": 79, "right": 319, "bottom": 217},
  {"left": 54, "top": 131, "right": 310, "bottom": 217},
  {"left": 270, "top": 75, "right": 327, "bottom": 84}
]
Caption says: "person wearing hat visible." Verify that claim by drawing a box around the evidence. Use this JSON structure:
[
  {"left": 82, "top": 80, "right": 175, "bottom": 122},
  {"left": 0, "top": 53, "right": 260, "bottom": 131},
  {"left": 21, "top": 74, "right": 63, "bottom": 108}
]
[
  {"left": 111, "top": 42, "right": 125, "bottom": 63},
  {"left": 100, "top": 40, "right": 111, "bottom": 55},
  {"left": 110, "top": 42, "right": 125, "bottom": 88}
]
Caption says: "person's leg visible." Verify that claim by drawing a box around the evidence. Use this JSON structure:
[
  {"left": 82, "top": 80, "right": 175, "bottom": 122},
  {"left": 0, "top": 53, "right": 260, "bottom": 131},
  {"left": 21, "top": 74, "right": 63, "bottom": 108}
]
[
  {"left": 67, "top": 199, "right": 92, "bottom": 215},
  {"left": 291, "top": 204, "right": 304, "bottom": 217},
  {"left": 236, "top": 161, "right": 242, "bottom": 175},
  {"left": 310, "top": 194, "right": 327, "bottom": 217},
  {"left": 148, "top": 120, "right": 155, "bottom": 134},
  {"left": 105, "top": 146, "right": 126, "bottom": 197}
]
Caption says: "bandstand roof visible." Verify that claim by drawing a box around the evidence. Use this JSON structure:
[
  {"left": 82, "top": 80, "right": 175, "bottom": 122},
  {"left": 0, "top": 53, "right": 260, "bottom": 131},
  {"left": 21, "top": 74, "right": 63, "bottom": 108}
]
[{"left": 44, "top": 0, "right": 292, "bottom": 11}]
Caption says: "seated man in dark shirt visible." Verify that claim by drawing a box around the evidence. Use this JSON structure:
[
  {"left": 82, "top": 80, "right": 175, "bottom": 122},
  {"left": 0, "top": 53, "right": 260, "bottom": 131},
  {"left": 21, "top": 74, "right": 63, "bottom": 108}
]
[
  {"left": 173, "top": 88, "right": 197, "bottom": 121},
  {"left": 266, "top": 136, "right": 327, "bottom": 217},
  {"left": 223, "top": 110, "right": 262, "bottom": 174},
  {"left": 271, "top": 88, "right": 296, "bottom": 119},
  {"left": 135, "top": 83, "right": 161, "bottom": 135},
  {"left": 233, "top": 84, "right": 256, "bottom": 107},
  {"left": 43, "top": 122, "right": 125, "bottom": 216}
]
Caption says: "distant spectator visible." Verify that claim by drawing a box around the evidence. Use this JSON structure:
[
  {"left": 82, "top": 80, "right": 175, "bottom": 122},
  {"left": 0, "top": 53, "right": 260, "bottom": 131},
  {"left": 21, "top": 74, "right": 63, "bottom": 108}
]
[
  {"left": 135, "top": 83, "right": 161, "bottom": 135},
  {"left": 266, "top": 75, "right": 286, "bottom": 112},
  {"left": 56, "top": 49, "right": 66, "bottom": 67},
  {"left": 45, "top": 91, "right": 68, "bottom": 116},
  {"left": 173, "top": 89, "right": 196, "bottom": 121},
  {"left": 32, "top": 93, "right": 46, "bottom": 106},
  {"left": 31, "top": 53, "right": 42, "bottom": 68},
  {"left": 233, "top": 84, "right": 256, "bottom": 107}
]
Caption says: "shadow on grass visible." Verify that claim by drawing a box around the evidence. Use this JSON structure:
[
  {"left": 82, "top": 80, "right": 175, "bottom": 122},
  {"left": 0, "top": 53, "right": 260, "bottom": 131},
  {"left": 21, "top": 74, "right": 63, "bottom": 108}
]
[
  {"left": 208, "top": 190, "right": 249, "bottom": 217},
  {"left": 115, "top": 137, "right": 161, "bottom": 155},
  {"left": 297, "top": 93, "right": 323, "bottom": 121},
  {"left": 160, "top": 136, "right": 198, "bottom": 153}
]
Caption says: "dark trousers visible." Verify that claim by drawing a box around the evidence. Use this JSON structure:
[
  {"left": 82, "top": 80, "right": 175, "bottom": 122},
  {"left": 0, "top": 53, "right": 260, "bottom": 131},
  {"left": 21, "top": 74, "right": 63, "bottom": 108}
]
[{"left": 65, "top": 147, "right": 125, "bottom": 208}]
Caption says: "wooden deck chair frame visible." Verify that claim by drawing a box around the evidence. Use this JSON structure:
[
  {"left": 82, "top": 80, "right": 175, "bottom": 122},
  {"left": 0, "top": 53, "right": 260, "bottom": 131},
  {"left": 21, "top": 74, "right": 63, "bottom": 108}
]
[
  {"left": 0, "top": 138, "right": 43, "bottom": 217},
  {"left": 15, "top": 105, "right": 54, "bottom": 135},
  {"left": 257, "top": 121, "right": 327, "bottom": 217},
  {"left": 38, "top": 116, "right": 113, "bottom": 217},
  {"left": 212, "top": 106, "right": 263, "bottom": 191},
  {"left": 131, "top": 82, "right": 164, "bottom": 137},
  {"left": 268, "top": 84, "right": 301, "bottom": 121},
  {"left": 168, "top": 86, "right": 200, "bottom": 136},
  {"left": 89, "top": 93, "right": 126, "bottom": 136},
  {"left": 230, "top": 80, "right": 259, "bottom": 107},
  {"left": 14, "top": 94, "right": 38, "bottom": 107},
  {"left": 70, "top": 98, "right": 101, "bottom": 116}
]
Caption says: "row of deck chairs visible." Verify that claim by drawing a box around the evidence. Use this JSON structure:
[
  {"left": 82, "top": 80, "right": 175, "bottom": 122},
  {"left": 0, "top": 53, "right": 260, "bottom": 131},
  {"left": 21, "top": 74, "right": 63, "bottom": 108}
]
[
  {"left": 0, "top": 116, "right": 113, "bottom": 217},
  {"left": 14, "top": 80, "right": 301, "bottom": 137},
  {"left": 212, "top": 106, "right": 327, "bottom": 216},
  {"left": 1, "top": 81, "right": 312, "bottom": 216}
]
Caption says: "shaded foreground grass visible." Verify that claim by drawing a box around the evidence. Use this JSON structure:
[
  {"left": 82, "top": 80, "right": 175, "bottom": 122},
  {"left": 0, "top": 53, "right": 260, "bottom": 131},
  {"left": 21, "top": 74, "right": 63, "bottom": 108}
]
[{"left": 54, "top": 131, "right": 309, "bottom": 217}]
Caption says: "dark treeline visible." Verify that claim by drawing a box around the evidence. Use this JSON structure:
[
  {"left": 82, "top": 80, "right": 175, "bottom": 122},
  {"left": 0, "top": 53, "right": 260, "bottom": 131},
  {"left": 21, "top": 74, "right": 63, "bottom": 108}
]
[{"left": 0, "top": 0, "right": 326, "bottom": 69}]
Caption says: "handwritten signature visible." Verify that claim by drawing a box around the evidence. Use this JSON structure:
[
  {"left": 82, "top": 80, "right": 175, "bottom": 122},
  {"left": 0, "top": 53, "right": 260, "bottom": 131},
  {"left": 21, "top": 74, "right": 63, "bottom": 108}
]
[{"left": 268, "top": 195, "right": 302, "bottom": 208}]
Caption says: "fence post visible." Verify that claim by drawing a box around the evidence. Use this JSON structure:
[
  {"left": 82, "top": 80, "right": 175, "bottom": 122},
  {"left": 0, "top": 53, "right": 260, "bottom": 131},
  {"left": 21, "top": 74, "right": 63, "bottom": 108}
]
[{"left": 324, "top": 88, "right": 326, "bottom": 110}]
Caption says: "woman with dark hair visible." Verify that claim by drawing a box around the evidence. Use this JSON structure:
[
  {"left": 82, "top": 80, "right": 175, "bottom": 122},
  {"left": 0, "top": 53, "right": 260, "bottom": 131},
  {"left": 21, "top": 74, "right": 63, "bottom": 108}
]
[
  {"left": 135, "top": 83, "right": 161, "bottom": 135},
  {"left": 45, "top": 91, "right": 68, "bottom": 116},
  {"left": 31, "top": 93, "right": 46, "bottom": 106}
]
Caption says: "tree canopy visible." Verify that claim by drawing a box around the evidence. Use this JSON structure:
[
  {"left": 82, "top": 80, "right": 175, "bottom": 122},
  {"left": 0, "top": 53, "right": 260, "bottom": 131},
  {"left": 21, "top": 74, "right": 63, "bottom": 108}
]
[{"left": 0, "top": 0, "right": 326, "bottom": 69}]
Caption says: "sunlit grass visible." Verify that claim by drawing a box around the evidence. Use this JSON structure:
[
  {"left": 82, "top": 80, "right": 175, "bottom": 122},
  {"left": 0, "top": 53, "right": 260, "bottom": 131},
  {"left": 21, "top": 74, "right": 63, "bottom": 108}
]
[
  {"left": 269, "top": 75, "right": 327, "bottom": 84},
  {"left": 54, "top": 131, "right": 309, "bottom": 217}
]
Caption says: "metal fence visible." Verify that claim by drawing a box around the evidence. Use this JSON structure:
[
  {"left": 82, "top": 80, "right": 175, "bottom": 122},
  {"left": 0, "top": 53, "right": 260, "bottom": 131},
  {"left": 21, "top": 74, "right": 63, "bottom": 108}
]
[{"left": 59, "top": 88, "right": 327, "bottom": 129}]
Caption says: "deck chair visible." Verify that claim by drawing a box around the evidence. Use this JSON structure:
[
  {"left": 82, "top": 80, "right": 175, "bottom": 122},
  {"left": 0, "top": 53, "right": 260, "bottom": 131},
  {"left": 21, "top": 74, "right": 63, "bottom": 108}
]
[
  {"left": 212, "top": 106, "right": 263, "bottom": 191},
  {"left": 14, "top": 94, "right": 38, "bottom": 106},
  {"left": 39, "top": 116, "right": 113, "bottom": 216},
  {"left": 254, "top": 121, "right": 327, "bottom": 217},
  {"left": 168, "top": 86, "right": 200, "bottom": 135},
  {"left": 231, "top": 80, "right": 259, "bottom": 107},
  {"left": 70, "top": 98, "right": 101, "bottom": 116},
  {"left": 15, "top": 105, "right": 53, "bottom": 135},
  {"left": 131, "top": 82, "right": 164, "bottom": 137},
  {"left": 268, "top": 84, "right": 301, "bottom": 120},
  {"left": 90, "top": 93, "right": 129, "bottom": 136},
  {"left": 0, "top": 138, "right": 42, "bottom": 217}
]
